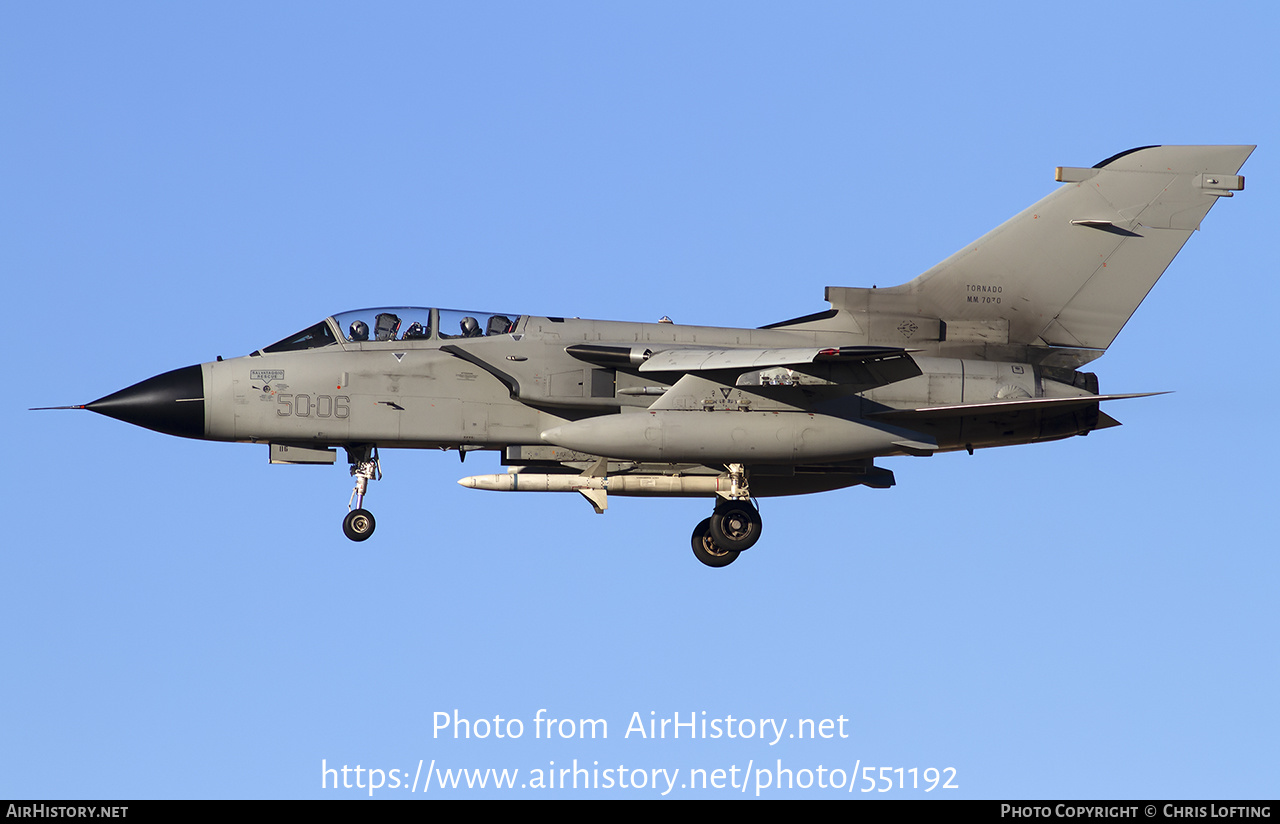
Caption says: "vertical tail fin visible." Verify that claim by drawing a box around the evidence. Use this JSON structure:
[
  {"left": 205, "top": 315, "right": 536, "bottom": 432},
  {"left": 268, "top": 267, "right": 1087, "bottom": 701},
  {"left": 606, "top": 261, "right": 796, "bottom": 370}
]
[{"left": 831, "top": 145, "right": 1253, "bottom": 351}]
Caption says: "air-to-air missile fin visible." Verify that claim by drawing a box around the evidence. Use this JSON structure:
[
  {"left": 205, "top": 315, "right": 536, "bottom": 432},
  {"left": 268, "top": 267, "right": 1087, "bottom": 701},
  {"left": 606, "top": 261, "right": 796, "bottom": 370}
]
[{"left": 577, "top": 487, "right": 608, "bottom": 514}]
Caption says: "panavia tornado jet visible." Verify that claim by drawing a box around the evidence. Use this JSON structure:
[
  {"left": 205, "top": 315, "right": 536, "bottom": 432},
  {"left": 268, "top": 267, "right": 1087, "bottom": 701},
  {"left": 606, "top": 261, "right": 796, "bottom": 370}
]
[{"left": 42, "top": 145, "right": 1253, "bottom": 567}]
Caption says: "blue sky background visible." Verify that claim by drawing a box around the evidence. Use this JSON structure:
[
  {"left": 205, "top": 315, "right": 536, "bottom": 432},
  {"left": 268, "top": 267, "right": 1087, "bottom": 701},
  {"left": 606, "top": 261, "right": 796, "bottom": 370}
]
[{"left": 3, "top": 2, "right": 1276, "bottom": 799}]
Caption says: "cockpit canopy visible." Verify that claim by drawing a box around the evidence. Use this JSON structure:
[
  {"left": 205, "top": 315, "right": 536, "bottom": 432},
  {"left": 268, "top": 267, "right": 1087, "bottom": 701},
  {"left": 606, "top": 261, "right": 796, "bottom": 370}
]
[{"left": 258, "top": 307, "right": 521, "bottom": 354}]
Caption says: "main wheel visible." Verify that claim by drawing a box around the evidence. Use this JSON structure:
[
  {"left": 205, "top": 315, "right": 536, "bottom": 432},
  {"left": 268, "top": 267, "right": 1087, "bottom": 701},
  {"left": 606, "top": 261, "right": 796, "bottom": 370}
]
[
  {"left": 691, "top": 517, "right": 739, "bottom": 568},
  {"left": 709, "top": 500, "right": 762, "bottom": 551},
  {"left": 343, "top": 508, "right": 376, "bottom": 542}
]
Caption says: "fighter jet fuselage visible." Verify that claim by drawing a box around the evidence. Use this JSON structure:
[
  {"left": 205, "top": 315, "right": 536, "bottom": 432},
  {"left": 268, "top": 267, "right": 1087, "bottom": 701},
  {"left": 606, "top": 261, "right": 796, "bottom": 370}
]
[
  {"left": 58, "top": 145, "right": 1254, "bottom": 566},
  {"left": 182, "top": 315, "right": 1099, "bottom": 459}
]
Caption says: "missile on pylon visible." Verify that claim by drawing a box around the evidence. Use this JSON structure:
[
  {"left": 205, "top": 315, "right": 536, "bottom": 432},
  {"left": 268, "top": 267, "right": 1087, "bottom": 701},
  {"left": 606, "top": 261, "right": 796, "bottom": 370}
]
[
  {"left": 458, "top": 466, "right": 895, "bottom": 514},
  {"left": 457, "top": 472, "right": 729, "bottom": 497}
]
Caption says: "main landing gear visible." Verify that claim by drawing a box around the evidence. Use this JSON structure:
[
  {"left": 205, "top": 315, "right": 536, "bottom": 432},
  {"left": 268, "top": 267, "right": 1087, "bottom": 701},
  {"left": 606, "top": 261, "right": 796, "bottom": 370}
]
[
  {"left": 343, "top": 445, "right": 381, "bottom": 542},
  {"left": 690, "top": 464, "right": 763, "bottom": 568}
]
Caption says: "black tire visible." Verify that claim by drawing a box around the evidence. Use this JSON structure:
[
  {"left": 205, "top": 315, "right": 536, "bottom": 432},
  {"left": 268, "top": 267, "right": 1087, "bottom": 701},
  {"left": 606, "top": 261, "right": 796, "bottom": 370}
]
[
  {"left": 691, "top": 517, "right": 739, "bottom": 568},
  {"left": 709, "top": 500, "right": 762, "bottom": 551},
  {"left": 343, "top": 508, "right": 376, "bottom": 542}
]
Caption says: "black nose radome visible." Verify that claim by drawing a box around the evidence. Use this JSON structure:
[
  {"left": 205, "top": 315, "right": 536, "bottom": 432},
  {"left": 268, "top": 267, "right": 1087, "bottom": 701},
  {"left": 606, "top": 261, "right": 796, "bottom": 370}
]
[{"left": 86, "top": 364, "right": 206, "bottom": 439}]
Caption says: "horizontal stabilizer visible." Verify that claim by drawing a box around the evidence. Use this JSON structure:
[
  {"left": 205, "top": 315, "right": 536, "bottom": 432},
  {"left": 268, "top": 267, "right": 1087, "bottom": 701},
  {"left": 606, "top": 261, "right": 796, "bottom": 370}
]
[
  {"left": 1095, "top": 411, "right": 1122, "bottom": 430},
  {"left": 869, "top": 392, "right": 1165, "bottom": 423}
]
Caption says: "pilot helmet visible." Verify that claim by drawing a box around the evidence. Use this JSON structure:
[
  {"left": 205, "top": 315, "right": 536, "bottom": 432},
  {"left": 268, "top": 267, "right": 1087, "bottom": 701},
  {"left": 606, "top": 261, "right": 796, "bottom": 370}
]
[{"left": 349, "top": 320, "right": 369, "bottom": 341}]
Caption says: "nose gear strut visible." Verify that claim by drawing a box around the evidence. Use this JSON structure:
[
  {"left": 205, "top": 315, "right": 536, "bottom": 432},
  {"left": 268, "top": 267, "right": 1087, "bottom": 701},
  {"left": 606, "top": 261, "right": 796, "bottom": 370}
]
[{"left": 343, "top": 445, "right": 381, "bottom": 541}]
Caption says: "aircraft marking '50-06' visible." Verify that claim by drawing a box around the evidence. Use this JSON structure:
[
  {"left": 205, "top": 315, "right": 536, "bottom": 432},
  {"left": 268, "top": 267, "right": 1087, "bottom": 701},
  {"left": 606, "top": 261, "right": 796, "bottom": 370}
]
[{"left": 40, "top": 145, "right": 1253, "bottom": 567}]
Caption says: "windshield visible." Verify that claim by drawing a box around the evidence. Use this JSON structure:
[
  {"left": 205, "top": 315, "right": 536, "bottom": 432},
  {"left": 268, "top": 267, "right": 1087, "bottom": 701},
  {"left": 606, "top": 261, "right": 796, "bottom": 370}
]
[{"left": 260, "top": 320, "right": 338, "bottom": 354}]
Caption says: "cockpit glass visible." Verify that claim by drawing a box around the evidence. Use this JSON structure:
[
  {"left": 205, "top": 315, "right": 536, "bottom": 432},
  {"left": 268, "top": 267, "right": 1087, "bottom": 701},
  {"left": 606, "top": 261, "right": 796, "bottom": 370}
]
[
  {"left": 335, "top": 307, "right": 433, "bottom": 343},
  {"left": 331, "top": 307, "right": 520, "bottom": 342},
  {"left": 438, "top": 309, "right": 518, "bottom": 339},
  {"left": 260, "top": 321, "right": 337, "bottom": 354}
]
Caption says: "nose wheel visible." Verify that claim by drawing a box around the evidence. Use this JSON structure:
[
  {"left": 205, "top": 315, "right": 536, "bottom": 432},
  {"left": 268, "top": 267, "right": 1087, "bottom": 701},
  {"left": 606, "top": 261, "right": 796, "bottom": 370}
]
[
  {"left": 343, "top": 508, "right": 376, "bottom": 541},
  {"left": 343, "top": 445, "right": 381, "bottom": 542}
]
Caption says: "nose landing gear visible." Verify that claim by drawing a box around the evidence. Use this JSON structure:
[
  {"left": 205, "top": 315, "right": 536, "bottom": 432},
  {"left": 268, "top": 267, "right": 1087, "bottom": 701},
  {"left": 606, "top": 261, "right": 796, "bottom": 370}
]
[{"left": 343, "top": 445, "right": 381, "bottom": 542}]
